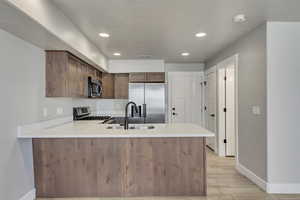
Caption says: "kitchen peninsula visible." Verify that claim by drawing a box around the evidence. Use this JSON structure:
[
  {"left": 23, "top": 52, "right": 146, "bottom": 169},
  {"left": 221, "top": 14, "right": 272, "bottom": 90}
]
[{"left": 19, "top": 121, "right": 214, "bottom": 198}]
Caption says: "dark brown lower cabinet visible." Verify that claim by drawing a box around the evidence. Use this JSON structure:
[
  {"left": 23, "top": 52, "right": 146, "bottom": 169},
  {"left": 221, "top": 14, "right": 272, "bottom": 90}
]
[{"left": 33, "top": 138, "right": 207, "bottom": 197}]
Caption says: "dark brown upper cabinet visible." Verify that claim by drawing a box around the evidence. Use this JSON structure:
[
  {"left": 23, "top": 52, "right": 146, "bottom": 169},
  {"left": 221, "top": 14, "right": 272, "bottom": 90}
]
[
  {"left": 114, "top": 74, "right": 129, "bottom": 99},
  {"left": 146, "top": 72, "right": 165, "bottom": 83},
  {"left": 101, "top": 73, "right": 115, "bottom": 99},
  {"left": 102, "top": 73, "right": 129, "bottom": 99},
  {"left": 129, "top": 72, "right": 165, "bottom": 83},
  {"left": 46, "top": 51, "right": 101, "bottom": 98},
  {"left": 129, "top": 73, "right": 146, "bottom": 83}
]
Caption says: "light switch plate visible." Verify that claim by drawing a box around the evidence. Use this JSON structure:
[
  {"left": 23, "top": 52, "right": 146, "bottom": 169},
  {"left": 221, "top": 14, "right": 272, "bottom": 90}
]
[{"left": 252, "top": 106, "right": 261, "bottom": 115}]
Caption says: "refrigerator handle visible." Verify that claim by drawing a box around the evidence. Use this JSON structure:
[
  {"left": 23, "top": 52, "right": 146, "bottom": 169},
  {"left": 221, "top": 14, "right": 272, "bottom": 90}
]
[
  {"left": 138, "top": 105, "right": 142, "bottom": 117},
  {"left": 143, "top": 104, "right": 147, "bottom": 118}
]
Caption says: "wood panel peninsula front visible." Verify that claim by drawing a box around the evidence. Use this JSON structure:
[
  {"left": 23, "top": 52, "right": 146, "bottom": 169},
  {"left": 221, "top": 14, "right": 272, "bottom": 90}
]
[{"left": 19, "top": 122, "right": 214, "bottom": 198}]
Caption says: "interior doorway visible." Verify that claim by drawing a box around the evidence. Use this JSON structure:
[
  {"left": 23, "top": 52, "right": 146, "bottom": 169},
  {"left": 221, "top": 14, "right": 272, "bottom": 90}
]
[
  {"left": 168, "top": 72, "right": 204, "bottom": 125},
  {"left": 218, "top": 55, "right": 237, "bottom": 157},
  {"left": 204, "top": 67, "right": 217, "bottom": 152}
]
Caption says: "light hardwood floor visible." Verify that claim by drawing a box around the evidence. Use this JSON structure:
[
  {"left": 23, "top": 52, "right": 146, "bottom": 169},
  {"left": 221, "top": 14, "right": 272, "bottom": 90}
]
[{"left": 38, "top": 148, "right": 300, "bottom": 200}]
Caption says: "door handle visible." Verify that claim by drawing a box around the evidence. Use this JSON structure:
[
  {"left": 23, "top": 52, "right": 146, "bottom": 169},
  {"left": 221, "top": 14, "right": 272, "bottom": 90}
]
[
  {"left": 172, "top": 112, "right": 178, "bottom": 116},
  {"left": 210, "top": 114, "right": 215, "bottom": 117}
]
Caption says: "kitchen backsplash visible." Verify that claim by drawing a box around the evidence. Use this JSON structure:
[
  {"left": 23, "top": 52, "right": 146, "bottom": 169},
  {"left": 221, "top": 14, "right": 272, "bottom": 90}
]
[{"left": 96, "top": 99, "right": 129, "bottom": 117}]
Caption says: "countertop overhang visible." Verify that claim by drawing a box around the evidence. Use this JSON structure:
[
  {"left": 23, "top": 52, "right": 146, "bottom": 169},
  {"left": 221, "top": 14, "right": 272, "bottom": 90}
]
[{"left": 18, "top": 121, "right": 215, "bottom": 139}]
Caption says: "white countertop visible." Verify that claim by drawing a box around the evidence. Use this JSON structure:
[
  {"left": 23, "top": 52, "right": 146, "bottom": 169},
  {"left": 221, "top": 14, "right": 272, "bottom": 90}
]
[{"left": 18, "top": 121, "right": 215, "bottom": 139}]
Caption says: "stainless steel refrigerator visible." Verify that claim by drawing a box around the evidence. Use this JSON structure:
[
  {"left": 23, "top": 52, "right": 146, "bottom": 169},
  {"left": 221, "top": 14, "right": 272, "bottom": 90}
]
[{"left": 129, "top": 83, "right": 165, "bottom": 123}]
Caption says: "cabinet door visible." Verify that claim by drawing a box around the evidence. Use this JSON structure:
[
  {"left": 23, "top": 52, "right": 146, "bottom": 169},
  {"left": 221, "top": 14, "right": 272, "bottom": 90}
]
[
  {"left": 146, "top": 72, "right": 165, "bottom": 83},
  {"left": 46, "top": 51, "right": 68, "bottom": 97},
  {"left": 102, "top": 73, "right": 115, "bottom": 99},
  {"left": 79, "top": 62, "right": 88, "bottom": 97},
  {"left": 96, "top": 70, "right": 102, "bottom": 81},
  {"left": 67, "top": 56, "right": 77, "bottom": 97},
  {"left": 69, "top": 55, "right": 86, "bottom": 97},
  {"left": 129, "top": 73, "right": 146, "bottom": 83},
  {"left": 114, "top": 74, "right": 129, "bottom": 99}
]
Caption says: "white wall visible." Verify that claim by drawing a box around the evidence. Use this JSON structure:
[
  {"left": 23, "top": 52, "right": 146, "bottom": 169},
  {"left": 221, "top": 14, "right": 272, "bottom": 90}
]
[
  {"left": 206, "top": 24, "right": 267, "bottom": 182},
  {"left": 267, "top": 22, "right": 300, "bottom": 188},
  {"left": 109, "top": 60, "right": 164, "bottom": 73},
  {"left": 0, "top": 28, "right": 98, "bottom": 200}
]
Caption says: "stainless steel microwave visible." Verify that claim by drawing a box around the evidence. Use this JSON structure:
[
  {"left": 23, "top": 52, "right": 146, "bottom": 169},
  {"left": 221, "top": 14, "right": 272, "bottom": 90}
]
[{"left": 88, "top": 76, "right": 103, "bottom": 98}]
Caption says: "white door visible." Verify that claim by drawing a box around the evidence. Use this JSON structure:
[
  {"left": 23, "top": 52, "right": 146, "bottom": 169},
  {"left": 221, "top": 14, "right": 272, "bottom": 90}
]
[
  {"left": 200, "top": 78, "right": 206, "bottom": 127},
  {"left": 169, "top": 72, "right": 187, "bottom": 123},
  {"left": 225, "top": 64, "right": 236, "bottom": 156},
  {"left": 168, "top": 72, "right": 204, "bottom": 124},
  {"left": 218, "top": 56, "right": 236, "bottom": 157},
  {"left": 218, "top": 68, "right": 226, "bottom": 156},
  {"left": 191, "top": 73, "right": 205, "bottom": 126},
  {"left": 205, "top": 68, "right": 217, "bottom": 151}
]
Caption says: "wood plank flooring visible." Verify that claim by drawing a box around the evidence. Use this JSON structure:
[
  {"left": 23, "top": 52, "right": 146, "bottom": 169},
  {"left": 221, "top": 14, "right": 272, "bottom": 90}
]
[{"left": 37, "top": 148, "right": 300, "bottom": 200}]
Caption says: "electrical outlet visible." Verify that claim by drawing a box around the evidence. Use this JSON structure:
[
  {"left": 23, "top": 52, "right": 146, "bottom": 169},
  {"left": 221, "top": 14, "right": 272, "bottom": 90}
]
[
  {"left": 56, "top": 107, "right": 63, "bottom": 115},
  {"left": 252, "top": 106, "right": 261, "bottom": 115},
  {"left": 43, "top": 108, "right": 48, "bottom": 117}
]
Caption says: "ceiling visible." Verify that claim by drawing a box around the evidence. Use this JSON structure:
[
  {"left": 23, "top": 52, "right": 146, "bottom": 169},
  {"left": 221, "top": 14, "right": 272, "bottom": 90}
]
[{"left": 51, "top": 0, "right": 299, "bottom": 62}]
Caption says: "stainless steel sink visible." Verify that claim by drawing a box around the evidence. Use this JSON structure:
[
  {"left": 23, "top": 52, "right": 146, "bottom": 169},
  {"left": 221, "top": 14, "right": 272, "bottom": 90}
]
[
  {"left": 106, "top": 125, "right": 123, "bottom": 130},
  {"left": 106, "top": 125, "right": 155, "bottom": 130},
  {"left": 129, "top": 125, "right": 155, "bottom": 130}
]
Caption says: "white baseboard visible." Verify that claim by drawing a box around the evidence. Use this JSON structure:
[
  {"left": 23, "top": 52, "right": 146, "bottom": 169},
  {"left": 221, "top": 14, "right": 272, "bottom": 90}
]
[
  {"left": 19, "top": 189, "right": 36, "bottom": 200},
  {"left": 236, "top": 162, "right": 267, "bottom": 191},
  {"left": 267, "top": 183, "right": 300, "bottom": 194},
  {"left": 236, "top": 162, "right": 300, "bottom": 194}
]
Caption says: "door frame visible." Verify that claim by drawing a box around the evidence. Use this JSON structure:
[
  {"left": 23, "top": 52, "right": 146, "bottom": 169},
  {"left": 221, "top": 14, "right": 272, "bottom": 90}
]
[
  {"left": 204, "top": 66, "right": 218, "bottom": 153},
  {"left": 216, "top": 54, "right": 239, "bottom": 158}
]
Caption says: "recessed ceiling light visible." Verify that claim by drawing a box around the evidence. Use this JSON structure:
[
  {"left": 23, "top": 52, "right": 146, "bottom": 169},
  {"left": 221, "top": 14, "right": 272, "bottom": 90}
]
[
  {"left": 113, "top": 52, "right": 121, "bottom": 56},
  {"left": 99, "top": 32, "right": 110, "bottom": 38},
  {"left": 181, "top": 52, "right": 190, "bottom": 57},
  {"left": 195, "top": 32, "right": 207, "bottom": 38},
  {"left": 233, "top": 14, "right": 247, "bottom": 23}
]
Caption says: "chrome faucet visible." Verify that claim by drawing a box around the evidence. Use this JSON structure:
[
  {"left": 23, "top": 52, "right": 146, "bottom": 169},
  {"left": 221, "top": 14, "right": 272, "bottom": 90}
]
[{"left": 124, "top": 101, "right": 138, "bottom": 130}]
